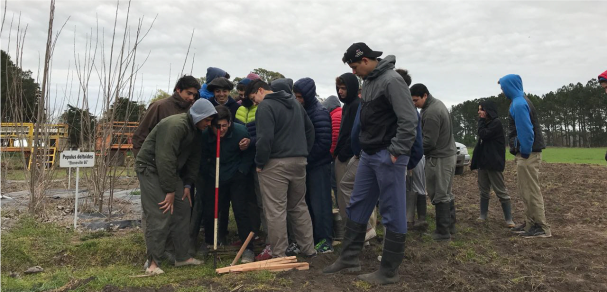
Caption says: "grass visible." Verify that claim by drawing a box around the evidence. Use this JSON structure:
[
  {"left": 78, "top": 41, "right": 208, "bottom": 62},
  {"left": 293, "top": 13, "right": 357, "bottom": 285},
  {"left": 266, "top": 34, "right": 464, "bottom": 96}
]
[
  {"left": 468, "top": 147, "right": 607, "bottom": 165},
  {"left": 0, "top": 216, "right": 282, "bottom": 292}
]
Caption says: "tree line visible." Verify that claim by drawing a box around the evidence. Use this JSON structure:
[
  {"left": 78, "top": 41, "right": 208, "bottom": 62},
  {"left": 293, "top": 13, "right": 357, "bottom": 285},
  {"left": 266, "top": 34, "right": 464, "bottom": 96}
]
[{"left": 450, "top": 79, "right": 607, "bottom": 147}]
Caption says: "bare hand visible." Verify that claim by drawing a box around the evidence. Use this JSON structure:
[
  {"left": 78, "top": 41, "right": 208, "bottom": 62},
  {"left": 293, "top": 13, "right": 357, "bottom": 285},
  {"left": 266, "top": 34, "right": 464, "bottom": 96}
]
[
  {"left": 182, "top": 188, "right": 192, "bottom": 207},
  {"left": 391, "top": 154, "right": 398, "bottom": 164},
  {"left": 239, "top": 138, "right": 251, "bottom": 151},
  {"left": 256, "top": 167, "right": 262, "bottom": 173},
  {"left": 159, "top": 192, "right": 175, "bottom": 214}
]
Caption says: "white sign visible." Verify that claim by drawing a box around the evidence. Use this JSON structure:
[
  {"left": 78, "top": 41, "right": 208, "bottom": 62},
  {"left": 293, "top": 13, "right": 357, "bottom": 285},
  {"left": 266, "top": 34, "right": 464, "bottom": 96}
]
[
  {"left": 60, "top": 151, "right": 95, "bottom": 167},
  {"left": 58, "top": 150, "right": 95, "bottom": 229}
]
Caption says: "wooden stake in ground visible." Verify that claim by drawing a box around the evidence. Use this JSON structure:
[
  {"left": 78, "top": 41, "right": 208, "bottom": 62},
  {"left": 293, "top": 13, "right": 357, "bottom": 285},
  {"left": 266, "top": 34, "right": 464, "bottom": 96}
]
[
  {"left": 231, "top": 232, "right": 255, "bottom": 266},
  {"left": 216, "top": 256, "right": 309, "bottom": 274}
]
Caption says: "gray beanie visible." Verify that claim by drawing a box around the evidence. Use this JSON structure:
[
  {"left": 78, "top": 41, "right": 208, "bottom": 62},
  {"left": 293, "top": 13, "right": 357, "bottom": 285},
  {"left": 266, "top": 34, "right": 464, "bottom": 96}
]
[{"left": 190, "top": 99, "right": 217, "bottom": 125}]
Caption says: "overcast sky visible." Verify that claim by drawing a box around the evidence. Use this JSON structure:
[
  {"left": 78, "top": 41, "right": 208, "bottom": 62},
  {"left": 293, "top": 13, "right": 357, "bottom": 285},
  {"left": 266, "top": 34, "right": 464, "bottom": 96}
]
[{"left": 2, "top": 0, "right": 605, "bottom": 116}]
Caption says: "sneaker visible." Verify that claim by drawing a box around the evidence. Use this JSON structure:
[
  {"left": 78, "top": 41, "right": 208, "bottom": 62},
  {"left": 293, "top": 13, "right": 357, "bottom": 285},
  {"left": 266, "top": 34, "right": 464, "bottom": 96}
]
[
  {"left": 314, "top": 239, "right": 334, "bottom": 254},
  {"left": 241, "top": 249, "right": 255, "bottom": 263},
  {"left": 511, "top": 222, "right": 526, "bottom": 234},
  {"left": 255, "top": 244, "right": 272, "bottom": 261},
  {"left": 286, "top": 242, "right": 301, "bottom": 256},
  {"left": 522, "top": 227, "right": 552, "bottom": 239},
  {"left": 303, "top": 251, "right": 317, "bottom": 259}
]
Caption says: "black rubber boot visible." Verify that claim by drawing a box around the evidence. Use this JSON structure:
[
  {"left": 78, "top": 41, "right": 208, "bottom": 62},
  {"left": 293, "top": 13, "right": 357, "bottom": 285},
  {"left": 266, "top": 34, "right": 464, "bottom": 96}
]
[
  {"left": 413, "top": 194, "right": 428, "bottom": 231},
  {"left": 358, "top": 230, "right": 406, "bottom": 285},
  {"left": 501, "top": 201, "right": 515, "bottom": 227},
  {"left": 406, "top": 190, "right": 417, "bottom": 226},
  {"left": 449, "top": 200, "right": 457, "bottom": 235},
  {"left": 323, "top": 219, "right": 366, "bottom": 274},
  {"left": 432, "top": 203, "right": 451, "bottom": 241},
  {"left": 478, "top": 198, "right": 489, "bottom": 221}
]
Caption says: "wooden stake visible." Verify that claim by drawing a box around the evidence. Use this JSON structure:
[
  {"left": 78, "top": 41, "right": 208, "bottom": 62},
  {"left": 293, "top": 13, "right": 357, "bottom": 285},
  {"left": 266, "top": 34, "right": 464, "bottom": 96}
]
[
  {"left": 228, "top": 262, "right": 309, "bottom": 273},
  {"left": 216, "top": 257, "right": 296, "bottom": 274},
  {"left": 231, "top": 232, "right": 255, "bottom": 266}
]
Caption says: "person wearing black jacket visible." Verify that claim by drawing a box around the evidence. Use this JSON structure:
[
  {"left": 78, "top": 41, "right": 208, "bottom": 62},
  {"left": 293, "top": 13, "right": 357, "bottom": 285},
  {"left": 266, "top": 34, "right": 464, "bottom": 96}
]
[
  {"left": 470, "top": 100, "right": 515, "bottom": 228},
  {"left": 333, "top": 73, "right": 361, "bottom": 221}
]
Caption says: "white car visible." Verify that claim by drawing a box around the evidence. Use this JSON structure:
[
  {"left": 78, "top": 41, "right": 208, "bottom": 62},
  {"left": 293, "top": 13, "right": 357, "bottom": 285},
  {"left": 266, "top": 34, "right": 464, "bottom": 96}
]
[{"left": 455, "top": 142, "right": 471, "bottom": 175}]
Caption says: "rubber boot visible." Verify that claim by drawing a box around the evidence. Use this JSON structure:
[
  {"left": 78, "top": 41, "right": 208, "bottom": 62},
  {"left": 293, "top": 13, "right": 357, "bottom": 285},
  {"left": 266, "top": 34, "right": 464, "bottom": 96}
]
[
  {"left": 478, "top": 198, "right": 489, "bottom": 221},
  {"left": 501, "top": 201, "right": 515, "bottom": 228},
  {"left": 432, "top": 203, "right": 451, "bottom": 241},
  {"left": 406, "top": 190, "right": 417, "bottom": 227},
  {"left": 358, "top": 230, "right": 406, "bottom": 285},
  {"left": 449, "top": 200, "right": 457, "bottom": 235},
  {"left": 323, "top": 219, "right": 366, "bottom": 274},
  {"left": 413, "top": 194, "right": 428, "bottom": 231}
]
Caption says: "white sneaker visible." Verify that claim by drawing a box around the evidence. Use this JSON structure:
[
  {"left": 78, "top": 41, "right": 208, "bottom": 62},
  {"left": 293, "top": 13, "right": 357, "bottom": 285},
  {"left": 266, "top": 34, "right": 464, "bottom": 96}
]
[{"left": 241, "top": 249, "right": 255, "bottom": 263}]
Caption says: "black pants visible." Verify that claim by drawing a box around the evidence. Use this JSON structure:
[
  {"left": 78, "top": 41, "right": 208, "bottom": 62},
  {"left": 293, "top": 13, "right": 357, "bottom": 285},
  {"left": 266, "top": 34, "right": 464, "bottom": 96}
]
[{"left": 203, "top": 171, "right": 254, "bottom": 250}]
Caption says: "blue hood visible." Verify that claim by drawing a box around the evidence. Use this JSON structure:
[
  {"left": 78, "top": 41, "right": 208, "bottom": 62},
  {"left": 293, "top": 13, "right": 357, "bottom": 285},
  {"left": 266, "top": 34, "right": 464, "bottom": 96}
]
[
  {"left": 206, "top": 67, "right": 227, "bottom": 84},
  {"left": 294, "top": 78, "right": 319, "bottom": 110},
  {"left": 499, "top": 74, "right": 524, "bottom": 100},
  {"left": 199, "top": 84, "right": 214, "bottom": 100}
]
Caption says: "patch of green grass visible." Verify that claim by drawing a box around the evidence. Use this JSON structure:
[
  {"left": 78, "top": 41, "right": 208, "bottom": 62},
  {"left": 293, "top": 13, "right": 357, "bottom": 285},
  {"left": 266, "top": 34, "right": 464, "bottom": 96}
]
[
  {"left": 353, "top": 280, "right": 372, "bottom": 290},
  {"left": 470, "top": 147, "right": 607, "bottom": 165},
  {"left": 130, "top": 190, "right": 141, "bottom": 196},
  {"left": 79, "top": 231, "right": 111, "bottom": 241},
  {"left": 0, "top": 216, "right": 71, "bottom": 272}
]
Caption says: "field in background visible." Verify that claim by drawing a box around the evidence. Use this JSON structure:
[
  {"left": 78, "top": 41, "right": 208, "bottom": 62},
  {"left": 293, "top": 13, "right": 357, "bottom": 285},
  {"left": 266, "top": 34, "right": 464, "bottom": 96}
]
[{"left": 467, "top": 147, "right": 607, "bottom": 165}]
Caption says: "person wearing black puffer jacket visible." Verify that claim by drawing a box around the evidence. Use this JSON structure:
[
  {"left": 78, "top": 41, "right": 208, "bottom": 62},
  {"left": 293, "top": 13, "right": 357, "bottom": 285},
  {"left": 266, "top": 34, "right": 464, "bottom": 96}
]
[
  {"left": 470, "top": 100, "right": 515, "bottom": 228},
  {"left": 333, "top": 73, "right": 361, "bottom": 221},
  {"left": 294, "top": 77, "right": 334, "bottom": 254}
]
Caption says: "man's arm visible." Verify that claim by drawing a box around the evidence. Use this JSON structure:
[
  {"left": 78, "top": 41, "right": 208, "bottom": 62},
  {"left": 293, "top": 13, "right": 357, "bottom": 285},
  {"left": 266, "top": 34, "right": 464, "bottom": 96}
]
[
  {"left": 155, "top": 122, "right": 188, "bottom": 193},
  {"left": 132, "top": 102, "right": 160, "bottom": 157},
  {"left": 238, "top": 130, "right": 255, "bottom": 175},
  {"left": 512, "top": 101, "right": 534, "bottom": 157},
  {"left": 478, "top": 119, "right": 504, "bottom": 141},
  {"left": 182, "top": 134, "right": 203, "bottom": 188},
  {"left": 422, "top": 116, "right": 441, "bottom": 156},
  {"left": 386, "top": 77, "right": 418, "bottom": 157},
  {"left": 254, "top": 103, "right": 275, "bottom": 169},
  {"left": 303, "top": 107, "right": 315, "bottom": 154}
]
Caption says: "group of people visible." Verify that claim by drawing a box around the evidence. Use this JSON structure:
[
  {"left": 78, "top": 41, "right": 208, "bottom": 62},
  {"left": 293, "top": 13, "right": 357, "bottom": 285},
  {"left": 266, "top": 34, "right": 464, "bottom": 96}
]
[{"left": 131, "top": 40, "right": 607, "bottom": 284}]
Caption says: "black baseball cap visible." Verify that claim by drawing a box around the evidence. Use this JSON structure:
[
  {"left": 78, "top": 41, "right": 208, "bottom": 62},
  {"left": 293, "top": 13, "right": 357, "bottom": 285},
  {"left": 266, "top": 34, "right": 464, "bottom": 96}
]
[{"left": 343, "top": 42, "right": 383, "bottom": 64}]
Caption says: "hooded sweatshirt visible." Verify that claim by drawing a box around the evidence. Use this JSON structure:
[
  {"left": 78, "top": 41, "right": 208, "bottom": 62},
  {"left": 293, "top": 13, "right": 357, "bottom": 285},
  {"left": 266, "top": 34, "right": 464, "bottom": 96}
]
[
  {"left": 499, "top": 74, "right": 545, "bottom": 157},
  {"left": 270, "top": 78, "right": 294, "bottom": 95},
  {"left": 132, "top": 91, "right": 191, "bottom": 157},
  {"left": 294, "top": 78, "right": 332, "bottom": 169},
  {"left": 199, "top": 67, "right": 227, "bottom": 99},
  {"left": 420, "top": 94, "right": 457, "bottom": 157},
  {"left": 255, "top": 89, "right": 314, "bottom": 169},
  {"left": 321, "top": 95, "right": 342, "bottom": 156},
  {"left": 470, "top": 100, "right": 506, "bottom": 171},
  {"left": 334, "top": 73, "right": 361, "bottom": 162},
  {"left": 200, "top": 122, "right": 254, "bottom": 182},
  {"left": 360, "top": 55, "right": 418, "bottom": 157},
  {"left": 235, "top": 79, "right": 258, "bottom": 147},
  {"left": 135, "top": 99, "right": 217, "bottom": 193}
]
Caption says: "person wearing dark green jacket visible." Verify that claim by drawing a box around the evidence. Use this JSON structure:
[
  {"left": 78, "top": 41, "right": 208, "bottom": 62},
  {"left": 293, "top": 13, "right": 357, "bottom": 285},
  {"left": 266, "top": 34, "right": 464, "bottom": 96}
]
[
  {"left": 198, "top": 105, "right": 256, "bottom": 263},
  {"left": 135, "top": 98, "right": 216, "bottom": 275}
]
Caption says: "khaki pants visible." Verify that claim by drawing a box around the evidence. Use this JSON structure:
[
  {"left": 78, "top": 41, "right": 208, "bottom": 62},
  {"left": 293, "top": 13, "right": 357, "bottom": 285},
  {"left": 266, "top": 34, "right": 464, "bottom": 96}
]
[
  {"left": 425, "top": 155, "right": 456, "bottom": 204},
  {"left": 138, "top": 167, "right": 191, "bottom": 265},
  {"left": 339, "top": 156, "right": 377, "bottom": 230},
  {"left": 515, "top": 153, "right": 551, "bottom": 235},
  {"left": 478, "top": 169, "right": 510, "bottom": 202},
  {"left": 334, "top": 158, "right": 350, "bottom": 220},
  {"left": 258, "top": 157, "right": 315, "bottom": 257}
]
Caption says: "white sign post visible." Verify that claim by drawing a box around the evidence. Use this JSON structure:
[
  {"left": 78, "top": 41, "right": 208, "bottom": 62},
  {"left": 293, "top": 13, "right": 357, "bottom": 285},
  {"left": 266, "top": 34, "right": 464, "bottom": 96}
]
[{"left": 60, "top": 150, "right": 95, "bottom": 229}]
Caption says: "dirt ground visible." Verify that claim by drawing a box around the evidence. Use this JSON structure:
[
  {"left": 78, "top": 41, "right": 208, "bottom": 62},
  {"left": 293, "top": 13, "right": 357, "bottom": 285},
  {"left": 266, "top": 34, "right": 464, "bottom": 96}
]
[{"left": 3, "top": 161, "right": 607, "bottom": 291}]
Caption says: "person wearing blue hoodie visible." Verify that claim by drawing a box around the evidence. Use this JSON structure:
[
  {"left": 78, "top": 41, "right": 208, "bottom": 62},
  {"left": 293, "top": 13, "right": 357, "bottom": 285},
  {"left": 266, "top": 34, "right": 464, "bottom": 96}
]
[
  {"left": 199, "top": 67, "right": 230, "bottom": 100},
  {"left": 499, "top": 74, "right": 550, "bottom": 238},
  {"left": 293, "top": 77, "right": 334, "bottom": 254}
]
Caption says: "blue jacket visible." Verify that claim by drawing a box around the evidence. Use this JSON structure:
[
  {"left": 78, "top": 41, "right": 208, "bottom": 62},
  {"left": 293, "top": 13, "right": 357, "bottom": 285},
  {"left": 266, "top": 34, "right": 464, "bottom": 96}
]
[
  {"left": 499, "top": 74, "right": 545, "bottom": 157},
  {"left": 198, "top": 67, "right": 227, "bottom": 99},
  {"left": 294, "top": 78, "right": 332, "bottom": 168},
  {"left": 352, "top": 103, "right": 423, "bottom": 170}
]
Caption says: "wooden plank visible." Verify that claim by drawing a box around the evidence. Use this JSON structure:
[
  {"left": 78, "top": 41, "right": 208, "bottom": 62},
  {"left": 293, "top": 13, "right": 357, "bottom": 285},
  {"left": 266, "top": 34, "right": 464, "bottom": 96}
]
[
  {"left": 216, "top": 257, "right": 297, "bottom": 274},
  {"left": 227, "top": 262, "right": 309, "bottom": 273},
  {"left": 231, "top": 232, "right": 255, "bottom": 266}
]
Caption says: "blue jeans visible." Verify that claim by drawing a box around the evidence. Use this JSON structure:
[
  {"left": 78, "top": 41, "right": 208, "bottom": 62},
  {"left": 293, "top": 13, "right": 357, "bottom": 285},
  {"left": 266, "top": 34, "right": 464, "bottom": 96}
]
[
  {"left": 305, "top": 163, "right": 333, "bottom": 244},
  {"left": 347, "top": 149, "right": 409, "bottom": 234}
]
